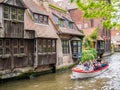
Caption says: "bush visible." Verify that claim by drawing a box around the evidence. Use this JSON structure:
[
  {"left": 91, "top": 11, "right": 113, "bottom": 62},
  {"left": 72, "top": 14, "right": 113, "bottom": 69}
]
[{"left": 81, "top": 48, "right": 97, "bottom": 62}]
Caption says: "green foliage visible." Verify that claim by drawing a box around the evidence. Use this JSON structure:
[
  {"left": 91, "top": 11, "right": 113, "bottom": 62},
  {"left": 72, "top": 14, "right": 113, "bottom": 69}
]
[
  {"left": 83, "top": 28, "right": 98, "bottom": 48},
  {"left": 81, "top": 48, "right": 97, "bottom": 62},
  {"left": 89, "top": 28, "right": 98, "bottom": 39},
  {"left": 70, "top": 0, "right": 119, "bottom": 30},
  {"left": 83, "top": 36, "right": 92, "bottom": 48}
]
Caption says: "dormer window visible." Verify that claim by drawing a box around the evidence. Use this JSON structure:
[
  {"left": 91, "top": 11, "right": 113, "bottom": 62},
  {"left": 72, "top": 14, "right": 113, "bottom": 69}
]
[
  {"left": 58, "top": 19, "right": 64, "bottom": 27},
  {"left": 34, "top": 13, "right": 48, "bottom": 24},
  {"left": 69, "top": 22, "right": 74, "bottom": 29}
]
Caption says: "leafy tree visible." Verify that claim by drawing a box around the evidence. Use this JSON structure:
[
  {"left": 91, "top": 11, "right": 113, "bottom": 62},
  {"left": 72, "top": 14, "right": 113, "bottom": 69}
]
[
  {"left": 83, "top": 28, "right": 98, "bottom": 48},
  {"left": 70, "top": 0, "right": 120, "bottom": 30},
  {"left": 81, "top": 48, "right": 97, "bottom": 62}
]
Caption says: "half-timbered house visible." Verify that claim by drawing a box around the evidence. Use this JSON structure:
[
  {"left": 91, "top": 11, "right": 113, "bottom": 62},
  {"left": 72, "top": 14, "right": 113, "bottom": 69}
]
[
  {"left": 0, "top": 0, "right": 34, "bottom": 79},
  {"left": 47, "top": 1, "right": 84, "bottom": 68},
  {"left": 23, "top": 0, "right": 58, "bottom": 72}
]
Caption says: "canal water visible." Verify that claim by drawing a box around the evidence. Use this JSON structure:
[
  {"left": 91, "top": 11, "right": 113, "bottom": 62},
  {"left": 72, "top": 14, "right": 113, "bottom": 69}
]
[{"left": 0, "top": 53, "right": 120, "bottom": 90}]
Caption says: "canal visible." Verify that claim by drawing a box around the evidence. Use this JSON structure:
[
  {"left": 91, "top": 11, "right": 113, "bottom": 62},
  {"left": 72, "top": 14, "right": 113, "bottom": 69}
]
[{"left": 0, "top": 53, "right": 120, "bottom": 90}]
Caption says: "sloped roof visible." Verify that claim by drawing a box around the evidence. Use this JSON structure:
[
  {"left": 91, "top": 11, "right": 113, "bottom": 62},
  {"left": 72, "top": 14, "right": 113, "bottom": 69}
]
[
  {"left": 24, "top": 10, "right": 58, "bottom": 39},
  {"left": 49, "top": 1, "right": 83, "bottom": 36},
  {"left": 23, "top": 0, "right": 48, "bottom": 15},
  {"left": 97, "top": 36, "right": 104, "bottom": 41},
  {"left": 82, "top": 27, "right": 96, "bottom": 36},
  {"left": 59, "top": 27, "right": 83, "bottom": 36},
  {"left": 57, "top": 0, "right": 77, "bottom": 10}
]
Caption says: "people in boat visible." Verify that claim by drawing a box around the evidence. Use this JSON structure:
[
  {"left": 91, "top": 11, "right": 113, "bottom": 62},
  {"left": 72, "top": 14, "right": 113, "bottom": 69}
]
[{"left": 77, "top": 59, "right": 108, "bottom": 71}]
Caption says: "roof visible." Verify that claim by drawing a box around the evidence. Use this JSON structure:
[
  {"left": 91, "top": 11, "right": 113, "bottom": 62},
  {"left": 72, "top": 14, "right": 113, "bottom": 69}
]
[
  {"left": 0, "top": 0, "right": 26, "bottom": 8},
  {"left": 97, "top": 36, "right": 104, "bottom": 41},
  {"left": 57, "top": 0, "right": 77, "bottom": 10},
  {"left": 59, "top": 27, "right": 84, "bottom": 36},
  {"left": 49, "top": 1, "right": 83, "bottom": 36},
  {"left": 82, "top": 27, "right": 96, "bottom": 36},
  {"left": 24, "top": 10, "right": 58, "bottom": 39},
  {"left": 23, "top": 0, "right": 48, "bottom": 15}
]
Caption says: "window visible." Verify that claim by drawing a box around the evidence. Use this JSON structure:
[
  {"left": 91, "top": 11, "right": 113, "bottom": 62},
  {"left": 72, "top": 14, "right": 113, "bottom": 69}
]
[
  {"left": 13, "top": 39, "right": 18, "bottom": 54},
  {"left": 34, "top": 13, "right": 48, "bottom": 24},
  {"left": 11, "top": 7, "right": 17, "bottom": 20},
  {"left": 53, "top": 14, "right": 59, "bottom": 24},
  {"left": 72, "top": 41, "right": 78, "bottom": 53},
  {"left": 18, "top": 9, "right": 24, "bottom": 21},
  {"left": 19, "top": 39, "right": 24, "bottom": 53},
  {"left": 4, "top": 6, "right": 10, "bottom": 19},
  {"left": 62, "top": 40, "right": 69, "bottom": 54},
  {"left": 42, "top": 39, "right": 47, "bottom": 52},
  {"left": 3, "top": 5, "right": 24, "bottom": 21},
  {"left": 0, "top": 39, "right": 11, "bottom": 54},
  {"left": 65, "top": 20, "right": 69, "bottom": 27},
  {"left": 69, "top": 22, "right": 73, "bottom": 29},
  {"left": 78, "top": 41, "right": 81, "bottom": 53},
  {"left": 38, "top": 39, "right": 56, "bottom": 53},
  {"left": 37, "top": 39, "right": 41, "bottom": 53},
  {"left": 100, "top": 41, "right": 104, "bottom": 49},
  {"left": 5, "top": 39, "right": 10, "bottom": 54},
  {"left": 43, "top": 16, "right": 48, "bottom": 24},
  {"left": 72, "top": 41, "right": 81, "bottom": 54},
  {"left": 39, "top": 15, "right": 43, "bottom": 23},
  {"left": 0, "top": 39, "right": 3, "bottom": 54},
  {"left": 52, "top": 40, "right": 56, "bottom": 52},
  {"left": 47, "top": 40, "right": 52, "bottom": 52},
  {"left": 34, "top": 14, "right": 39, "bottom": 23},
  {"left": 59, "top": 19, "right": 64, "bottom": 27}
]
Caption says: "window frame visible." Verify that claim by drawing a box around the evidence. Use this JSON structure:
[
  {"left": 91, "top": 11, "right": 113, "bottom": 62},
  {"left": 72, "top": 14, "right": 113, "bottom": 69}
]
[
  {"left": 38, "top": 39, "right": 56, "bottom": 54},
  {"left": 3, "top": 5, "right": 10, "bottom": 19},
  {"left": 3, "top": 5, "right": 24, "bottom": 22},
  {"left": 34, "top": 13, "right": 48, "bottom": 24},
  {"left": 62, "top": 40, "right": 69, "bottom": 54}
]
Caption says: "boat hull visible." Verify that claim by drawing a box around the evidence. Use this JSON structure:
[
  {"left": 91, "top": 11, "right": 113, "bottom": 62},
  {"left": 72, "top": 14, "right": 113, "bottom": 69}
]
[{"left": 71, "top": 65, "right": 109, "bottom": 79}]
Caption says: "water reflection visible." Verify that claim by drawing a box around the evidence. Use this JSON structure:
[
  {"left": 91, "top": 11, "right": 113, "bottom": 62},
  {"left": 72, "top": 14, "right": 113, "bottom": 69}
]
[{"left": 0, "top": 53, "right": 120, "bottom": 90}]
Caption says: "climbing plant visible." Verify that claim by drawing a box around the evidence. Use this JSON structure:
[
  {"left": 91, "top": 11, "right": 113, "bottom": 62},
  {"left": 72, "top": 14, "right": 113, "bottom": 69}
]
[{"left": 83, "top": 28, "right": 98, "bottom": 48}]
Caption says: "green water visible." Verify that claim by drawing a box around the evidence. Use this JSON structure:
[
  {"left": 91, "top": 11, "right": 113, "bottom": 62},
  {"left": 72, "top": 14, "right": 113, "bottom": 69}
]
[{"left": 0, "top": 53, "right": 120, "bottom": 90}]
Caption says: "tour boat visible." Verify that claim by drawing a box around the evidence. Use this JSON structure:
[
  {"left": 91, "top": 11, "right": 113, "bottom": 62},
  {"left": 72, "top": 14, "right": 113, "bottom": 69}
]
[{"left": 70, "top": 65, "right": 109, "bottom": 79}]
